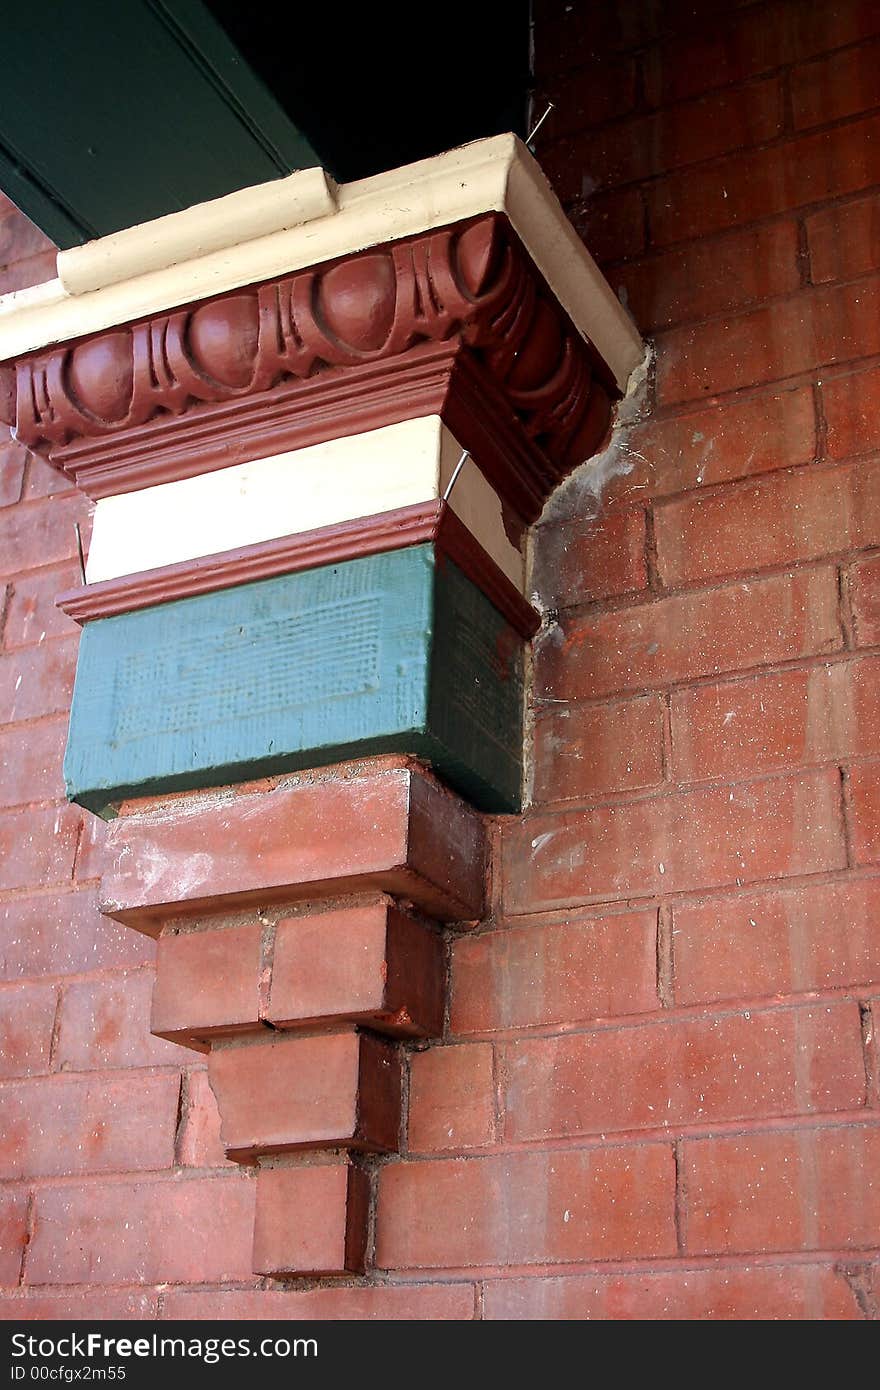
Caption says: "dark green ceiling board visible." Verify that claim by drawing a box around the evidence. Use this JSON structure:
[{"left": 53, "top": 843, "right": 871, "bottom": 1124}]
[{"left": 0, "top": 0, "right": 319, "bottom": 248}]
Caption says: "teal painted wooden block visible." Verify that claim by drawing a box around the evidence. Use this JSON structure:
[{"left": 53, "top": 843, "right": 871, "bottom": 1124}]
[{"left": 64, "top": 546, "right": 523, "bottom": 818}]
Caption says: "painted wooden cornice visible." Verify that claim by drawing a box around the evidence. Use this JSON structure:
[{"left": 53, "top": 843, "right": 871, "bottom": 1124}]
[
  {"left": 1, "top": 213, "right": 622, "bottom": 525},
  {"left": 0, "top": 135, "right": 641, "bottom": 379}
]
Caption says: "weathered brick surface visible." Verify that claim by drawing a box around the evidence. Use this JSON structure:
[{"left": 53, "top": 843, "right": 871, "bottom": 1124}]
[
  {"left": 503, "top": 768, "right": 846, "bottom": 914},
  {"left": 376, "top": 1146, "right": 677, "bottom": 1269},
  {"left": 160, "top": 1285, "right": 475, "bottom": 1320},
  {"left": 408, "top": 1043, "right": 497, "bottom": 1151},
  {"left": 450, "top": 909, "right": 659, "bottom": 1033},
  {"left": 207, "top": 1030, "right": 400, "bottom": 1158},
  {"left": 684, "top": 1124, "right": 880, "bottom": 1254},
  {"left": 672, "top": 878, "right": 880, "bottom": 1004},
  {"left": 0, "top": 1072, "right": 179, "bottom": 1179},
  {"left": 502, "top": 1003, "right": 865, "bottom": 1140},
  {"left": 484, "top": 1264, "right": 862, "bottom": 1319},
  {"left": 531, "top": 695, "right": 665, "bottom": 804},
  {"left": 268, "top": 901, "right": 444, "bottom": 1036},
  {"left": 537, "top": 568, "right": 841, "bottom": 702},
  {"left": 252, "top": 1160, "right": 369, "bottom": 1276},
  {"left": 25, "top": 1177, "right": 255, "bottom": 1285},
  {"left": 2, "top": 0, "right": 879, "bottom": 1320},
  {"left": 151, "top": 922, "right": 262, "bottom": 1044},
  {"left": 56, "top": 970, "right": 183, "bottom": 1071},
  {"left": 0, "top": 981, "right": 57, "bottom": 1078},
  {"left": 807, "top": 195, "right": 880, "bottom": 285}
]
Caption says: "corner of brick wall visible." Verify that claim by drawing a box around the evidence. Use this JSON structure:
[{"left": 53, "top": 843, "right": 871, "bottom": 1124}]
[{"left": 1, "top": 0, "right": 879, "bottom": 1321}]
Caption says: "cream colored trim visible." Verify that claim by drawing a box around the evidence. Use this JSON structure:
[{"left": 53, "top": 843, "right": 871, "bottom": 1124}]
[
  {"left": 0, "top": 135, "right": 642, "bottom": 387},
  {"left": 57, "top": 168, "right": 338, "bottom": 295},
  {"left": 85, "top": 416, "right": 524, "bottom": 591}
]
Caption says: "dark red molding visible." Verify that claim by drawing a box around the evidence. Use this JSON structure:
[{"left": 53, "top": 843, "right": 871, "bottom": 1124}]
[
  {"left": 1, "top": 216, "right": 617, "bottom": 523},
  {"left": 56, "top": 500, "right": 541, "bottom": 637}
]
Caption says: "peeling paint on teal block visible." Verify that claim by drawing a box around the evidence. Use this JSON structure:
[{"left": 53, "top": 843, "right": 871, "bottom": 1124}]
[{"left": 63, "top": 545, "right": 523, "bottom": 817}]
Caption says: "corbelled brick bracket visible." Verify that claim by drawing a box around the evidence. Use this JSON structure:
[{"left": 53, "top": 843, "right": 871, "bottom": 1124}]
[
  {"left": 101, "top": 758, "right": 486, "bottom": 1276},
  {"left": 0, "top": 134, "right": 641, "bottom": 1276}
]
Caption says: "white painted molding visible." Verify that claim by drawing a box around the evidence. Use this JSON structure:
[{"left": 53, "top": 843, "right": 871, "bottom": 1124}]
[
  {"left": 0, "top": 135, "right": 642, "bottom": 388},
  {"left": 57, "top": 168, "right": 338, "bottom": 295},
  {"left": 85, "top": 415, "right": 524, "bottom": 590}
]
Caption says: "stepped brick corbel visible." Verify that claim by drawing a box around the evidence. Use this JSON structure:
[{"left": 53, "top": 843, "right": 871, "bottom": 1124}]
[{"left": 0, "top": 133, "right": 642, "bottom": 1277}]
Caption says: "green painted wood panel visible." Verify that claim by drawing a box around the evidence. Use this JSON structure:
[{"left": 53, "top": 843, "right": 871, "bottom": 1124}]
[
  {"left": 64, "top": 546, "right": 523, "bottom": 817},
  {"left": 0, "top": 1, "right": 319, "bottom": 246}
]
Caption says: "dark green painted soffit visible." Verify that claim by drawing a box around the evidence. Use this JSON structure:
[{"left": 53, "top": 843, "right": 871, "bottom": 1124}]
[
  {"left": 0, "top": 0, "right": 320, "bottom": 247},
  {"left": 64, "top": 546, "right": 524, "bottom": 819},
  {"left": 0, "top": 1, "right": 530, "bottom": 249}
]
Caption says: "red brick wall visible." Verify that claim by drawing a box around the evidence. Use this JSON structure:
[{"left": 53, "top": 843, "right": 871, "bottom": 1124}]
[{"left": 1, "top": 0, "right": 879, "bottom": 1319}]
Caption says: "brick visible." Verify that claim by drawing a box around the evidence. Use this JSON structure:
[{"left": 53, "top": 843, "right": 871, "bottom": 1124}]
[
  {"left": 658, "top": 279, "right": 880, "bottom": 405},
  {"left": 0, "top": 1293, "right": 158, "bottom": 1319},
  {"left": 268, "top": 901, "right": 444, "bottom": 1037},
  {"left": 0, "top": 981, "right": 57, "bottom": 1078},
  {"left": 807, "top": 195, "right": 880, "bottom": 285},
  {"left": 850, "top": 763, "right": 880, "bottom": 864},
  {"left": 0, "top": 1072, "right": 180, "bottom": 1179},
  {"left": 642, "top": 5, "right": 791, "bottom": 106},
  {"left": 151, "top": 922, "right": 262, "bottom": 1045},
  {"left": 849, "top": 554, "right": 880, "bottom": 645},
  {"left": 26, "top": 1176, "right": 255, "bottom": 1285},
  {"left": 0, "top": 251, "right": 56, "bottom": 296},
  {"left": 160, "top": 1284, "right": 475, "bottom": 1320},
  {"left": 674, "top": 878, "right": 880, "bottom": 1005},
  {"left": 56, "top": 971, "right": 183, "bottom": 1071},
  {"left": 532, "top": 695, "right": 665, "bottom": 805},
  {"left": 504, "top": 768, "right": 846, "bottom": 914},
  {"left": 670, "top": 659, "right": 879, "bottom": 783},
  {"left": 0, "top": 440, "right": 26, "bottom": 510},
  {"left": 177, "top": 1069, "right": 231, "bottom": 1168},
  {"left": 450, "top": 910, "right": 658, "bottom": 1034},
  {"left": 503, "top": 1003, "right": 864, "bottom": 1141},
  {"left": 531, "top": 507, "right": 648, "bottom": 608},
  {"left": 408, "top": 1043, "right": 496, "bottom": 1151},
  {"left": 613, "top": 387, "right": 816, "bottom": 504},
  {"left": 656, "top": 461, "right": 880, "bottom": 584},
  {"left": 0, "top": 494, "right": 90, "bottom": 579},
  {"left": 0, "top": 804, "right": 80, "bottom": 893},
  {"left": 536, "top": 53, "right": 638, "bottom": 141},
  {"left": 101, "top": 764, "right": 486, "bottom": 928},
  {"left": 376, "top": 1146, "right": 676, "bottom": 1268},
  {"left": 825, "top": 365, "right": 880, "bottom": 461},
  {"left": 0, "top": 888, "right": 154, "bottom": 980},
  {"left": 252, "top": 1160, "right": 369, "bottom": 1276},
  {"left": 0, "top": 718, "right": 66, "bottom": 808},
  {"left": 792, "top": 0, "right": 880, "bottom": 59},
  {"left": 648, "top": 114, "right": 880, "bottom": 248},
  {"left": 538, "top": 568, "right": 840, "bottom": 702},
  {"left": 207, "top": 1029, "right": 400, "bottom": 1159},
  {"left": 73, "top": 810, "right": 109, "bottom": 883},
  {"left": 4, "top": 563, "right": 80, "bottom": 648},
  {"left": 0, "top": 638, "right": 77, "bottom": 724},
  {"left": 483, "top": 1263, "right": 861, "bottom": 1319},
  {"left": 614, "top": 220, "right": 800, "bottom": 333},
  {"left": 0, "top": 1190, "right": 28, "bottom": 1285},
  {"left": 792, "top": 39, "right": 880, "bottom": 130},
  {"left": 570, "top": 185, "right": 645, "bottom": 266},
  {"left": 0, "top": 208, "right": 54, "bottom": 266},
  {"left": 685, "top": 1123, "right": 880, "bottom": 1253},
  {"left": 544, "top": 78, "right": 783, "bottom": 201}
]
